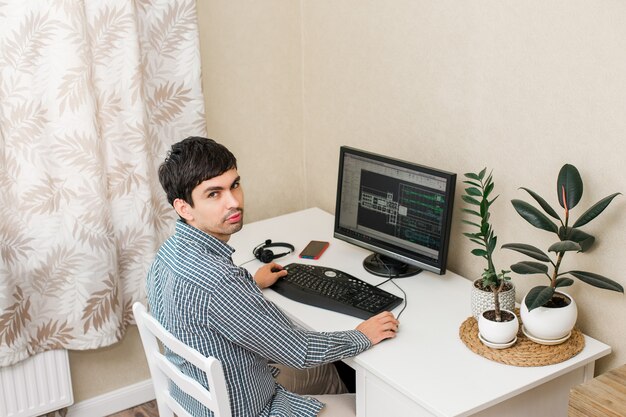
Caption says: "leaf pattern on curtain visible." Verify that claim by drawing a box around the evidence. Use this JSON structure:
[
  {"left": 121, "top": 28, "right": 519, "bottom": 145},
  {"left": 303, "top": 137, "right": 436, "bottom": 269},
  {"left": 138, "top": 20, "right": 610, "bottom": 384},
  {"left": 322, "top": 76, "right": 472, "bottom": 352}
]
[{"left": 0, "top": 0, "right": 206, "bottom": 366}]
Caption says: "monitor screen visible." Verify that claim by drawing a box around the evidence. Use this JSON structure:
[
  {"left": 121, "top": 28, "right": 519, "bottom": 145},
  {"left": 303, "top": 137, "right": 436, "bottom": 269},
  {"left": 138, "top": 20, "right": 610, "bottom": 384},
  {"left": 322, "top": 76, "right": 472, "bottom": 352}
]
[{"left": 334, "top": 146, "right": 456, "bottom": 276}]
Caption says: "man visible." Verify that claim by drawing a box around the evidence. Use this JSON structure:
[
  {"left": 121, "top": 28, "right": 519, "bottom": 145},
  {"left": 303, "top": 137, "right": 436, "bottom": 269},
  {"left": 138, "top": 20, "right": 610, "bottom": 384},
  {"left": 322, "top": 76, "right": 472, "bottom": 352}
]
[{"left": 147, "top": 136, "right": 399, "bottom": 417}]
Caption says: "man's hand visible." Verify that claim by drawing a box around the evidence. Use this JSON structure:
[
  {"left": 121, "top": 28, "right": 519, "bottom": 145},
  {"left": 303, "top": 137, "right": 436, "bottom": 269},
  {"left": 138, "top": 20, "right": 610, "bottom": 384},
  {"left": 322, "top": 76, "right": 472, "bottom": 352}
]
[
  {"left": 254, "top": 262, "right": 288, "bottom": 289},
  {"left": 356, "top": 311, "right": 399, "bottom": 345}
]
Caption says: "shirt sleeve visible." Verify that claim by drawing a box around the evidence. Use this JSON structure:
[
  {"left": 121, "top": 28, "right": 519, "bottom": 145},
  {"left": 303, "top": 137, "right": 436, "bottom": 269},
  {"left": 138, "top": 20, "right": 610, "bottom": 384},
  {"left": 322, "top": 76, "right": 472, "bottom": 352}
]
[{"left": 207, "top": 267, "right": 371, "bottom": 369}]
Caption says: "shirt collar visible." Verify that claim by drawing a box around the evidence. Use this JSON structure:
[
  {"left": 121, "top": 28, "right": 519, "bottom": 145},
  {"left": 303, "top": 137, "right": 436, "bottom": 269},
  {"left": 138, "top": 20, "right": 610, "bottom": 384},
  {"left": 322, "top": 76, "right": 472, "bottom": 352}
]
[{"left": 174, "top": 219, "right": 235, "bottom": 258}]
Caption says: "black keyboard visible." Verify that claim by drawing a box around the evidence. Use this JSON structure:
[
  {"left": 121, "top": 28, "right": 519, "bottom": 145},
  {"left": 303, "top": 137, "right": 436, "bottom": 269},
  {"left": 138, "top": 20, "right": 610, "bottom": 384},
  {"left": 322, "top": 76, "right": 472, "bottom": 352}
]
[{"left": 270, "top": 263, "right": 403, "bottom": 320}]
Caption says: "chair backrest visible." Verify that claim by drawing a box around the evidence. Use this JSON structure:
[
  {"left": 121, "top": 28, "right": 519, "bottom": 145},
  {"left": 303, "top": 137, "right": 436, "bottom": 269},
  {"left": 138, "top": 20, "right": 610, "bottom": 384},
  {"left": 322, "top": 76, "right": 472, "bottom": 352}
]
[{"left": 133, "top": 302, "right": 232, "bottom": 417}]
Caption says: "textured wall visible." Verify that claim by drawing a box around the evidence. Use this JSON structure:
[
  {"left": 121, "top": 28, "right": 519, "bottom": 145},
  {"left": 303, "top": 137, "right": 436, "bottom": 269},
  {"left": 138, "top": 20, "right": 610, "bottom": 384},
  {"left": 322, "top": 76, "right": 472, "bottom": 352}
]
[{"left": 198, "top": 0, "right": 306, "bottom": 223}]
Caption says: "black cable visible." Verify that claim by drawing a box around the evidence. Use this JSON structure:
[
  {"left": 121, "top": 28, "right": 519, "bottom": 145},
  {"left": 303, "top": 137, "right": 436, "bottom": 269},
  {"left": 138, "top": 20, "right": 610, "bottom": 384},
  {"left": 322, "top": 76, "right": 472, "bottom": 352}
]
[
  {"left": 390, "top": 278, "right": 408, "bottom": 320},
  {"left": 374, "top": 256, "right": 408, "bottom": 320},
  {"left": 237, "top": 258, "right": 257, "bottom": 267}
]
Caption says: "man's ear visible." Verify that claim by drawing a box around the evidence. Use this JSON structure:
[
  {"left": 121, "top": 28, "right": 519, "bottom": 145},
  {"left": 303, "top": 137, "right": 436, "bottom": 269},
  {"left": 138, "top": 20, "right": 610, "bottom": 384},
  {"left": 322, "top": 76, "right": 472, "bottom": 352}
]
[{"left": 173, "top": 198, "right": 194, "bottom": 222}]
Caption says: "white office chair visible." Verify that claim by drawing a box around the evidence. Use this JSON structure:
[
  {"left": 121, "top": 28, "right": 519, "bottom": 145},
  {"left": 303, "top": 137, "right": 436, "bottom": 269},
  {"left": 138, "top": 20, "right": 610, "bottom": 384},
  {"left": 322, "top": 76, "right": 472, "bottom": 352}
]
[{"left": 133, "top": 302, "right": 232, "bottom": 417}]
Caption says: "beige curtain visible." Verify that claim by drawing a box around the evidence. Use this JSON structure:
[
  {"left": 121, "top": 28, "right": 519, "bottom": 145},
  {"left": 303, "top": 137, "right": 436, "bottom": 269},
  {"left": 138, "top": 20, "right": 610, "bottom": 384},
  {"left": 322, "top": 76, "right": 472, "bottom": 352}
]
[{"left": 0, "top": 0, "right": 206, "bottom": 366}]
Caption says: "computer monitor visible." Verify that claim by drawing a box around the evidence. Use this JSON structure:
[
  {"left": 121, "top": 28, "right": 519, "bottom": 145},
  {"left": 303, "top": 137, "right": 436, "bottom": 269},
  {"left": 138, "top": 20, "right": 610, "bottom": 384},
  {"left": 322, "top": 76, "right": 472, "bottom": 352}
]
[{"left": 334, "top": 146, "right": 456, "bottom": 277}]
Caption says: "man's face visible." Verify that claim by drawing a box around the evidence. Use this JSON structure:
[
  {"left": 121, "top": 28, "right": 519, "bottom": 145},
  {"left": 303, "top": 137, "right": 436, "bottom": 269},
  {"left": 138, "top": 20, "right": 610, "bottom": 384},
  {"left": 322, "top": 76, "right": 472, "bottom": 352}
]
[{"left": 174, "top": 168, "right": 244, "bottom": 242}]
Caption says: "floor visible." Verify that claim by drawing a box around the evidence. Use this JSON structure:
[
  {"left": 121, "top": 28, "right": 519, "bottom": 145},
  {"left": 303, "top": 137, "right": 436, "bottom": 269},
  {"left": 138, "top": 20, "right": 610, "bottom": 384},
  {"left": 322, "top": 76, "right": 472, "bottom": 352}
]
[{"left": 106, "top": 400, "right": 159, "bottom": 417}]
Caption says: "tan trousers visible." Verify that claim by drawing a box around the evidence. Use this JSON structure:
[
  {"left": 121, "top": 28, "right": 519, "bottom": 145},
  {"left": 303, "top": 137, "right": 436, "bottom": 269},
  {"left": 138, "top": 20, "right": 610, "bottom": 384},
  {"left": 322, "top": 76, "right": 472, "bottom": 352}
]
[
  {"left": 273, "top": 363, "right": 356, "bottom": 417},
  {"left": 313, "top": 393, "right": 356, "bottom": 417}
]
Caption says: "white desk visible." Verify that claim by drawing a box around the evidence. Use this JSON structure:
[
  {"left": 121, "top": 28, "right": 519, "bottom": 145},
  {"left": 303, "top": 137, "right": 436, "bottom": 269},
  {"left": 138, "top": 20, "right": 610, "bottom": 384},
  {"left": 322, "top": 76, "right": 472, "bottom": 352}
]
[{"left": 229, "top": 208, "right": 611, "bottom": 417}]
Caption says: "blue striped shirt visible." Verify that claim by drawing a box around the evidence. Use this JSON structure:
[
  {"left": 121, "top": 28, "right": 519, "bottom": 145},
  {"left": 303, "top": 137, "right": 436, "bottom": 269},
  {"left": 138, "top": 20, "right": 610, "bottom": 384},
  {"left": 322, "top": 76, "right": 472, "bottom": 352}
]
[{"left": 146, "top": 220, "right": 371, "bottom": 417}]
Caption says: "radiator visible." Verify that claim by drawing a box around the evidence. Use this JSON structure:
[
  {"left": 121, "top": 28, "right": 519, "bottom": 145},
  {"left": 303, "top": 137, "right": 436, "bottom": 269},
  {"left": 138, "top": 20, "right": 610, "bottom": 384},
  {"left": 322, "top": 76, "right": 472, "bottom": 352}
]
[{"left": 0, "top": 350, "right": 73, "bottom": 417}]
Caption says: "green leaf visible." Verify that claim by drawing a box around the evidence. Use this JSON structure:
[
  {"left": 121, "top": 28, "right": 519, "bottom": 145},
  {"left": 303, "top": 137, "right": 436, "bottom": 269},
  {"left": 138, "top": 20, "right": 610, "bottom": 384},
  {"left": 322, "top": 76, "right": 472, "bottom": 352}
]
[
  {"left": 519, "top": 187, "right": 561, "bottom": 220},
  {"left": 480, "top": 199, "right": 488, "bottom": 217},
  {"left": 465, "top": 172, "right": 481, "bottom": 180},
  {"left": 572, "top": 193, "right": 621, "bottom": 228},
  {"left": 569, "top": 271, "right": 625, "bottom": 292},
  {"left": 469, "top": 238, "right": 485, "bottom": 246},
  {"left": 478, "top": 167, "right": 487, "bottom": 180},
  {"left": 555, "top": 277, "right": 574, "bottom": 287},
  {"left": 557, "top": 164, "right": 583, "bottom": 210},
  {"left": 463, "top": 232, "right": 482, "bottom": 239},
  {"left": 502, "top": 243, "right": 551, "bottom": 262},
  {"left": 462, "top": 195, "right": 481, "bottom": 206},
  {"left": 485, "top": 174, "right": 494, "bottom": 184},
  {"left": 482, "top": 270, "right": 498, "bottom": 285},
  {"left": 488, "top": 195, "right": 499, "bottom": 207},
  {"left": 462, "top": 208, "right": 482, "bottom": 217},
  {"left": 461, "top": 220, "right": 482, "bottom": 228},
  {"left": 463, "top": 180, "right": 482, "bottom": 187},
  {"left": 548, "top": 240, "right": 581, "bottom": 253},
  {"left": 498, "top": 270, "right": 511, "bottom": 281},
  {"left": 511, "top": 261, "right": 549, "bottom": 275},
  {"left": 525, "top": 286, "right": 556, "bottom": 311},
  {"left": 560, "top": 227, "right": 595, "bottom": 252},
  {"left": 471, "top": 249, "right": 489, "bottom": 257},
  {"left": 511, "top": 199, "right": 559, "bottom": 233},
  {"left": 465, "top": 187, "right": 482, "bottom": 197},
  {"left": 484, "top": 182, "right": 494, "bottom": 199}
]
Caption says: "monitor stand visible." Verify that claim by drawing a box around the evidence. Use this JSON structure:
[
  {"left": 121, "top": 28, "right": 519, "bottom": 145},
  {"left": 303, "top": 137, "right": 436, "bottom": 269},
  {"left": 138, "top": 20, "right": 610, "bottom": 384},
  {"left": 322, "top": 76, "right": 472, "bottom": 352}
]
[{"left": 363, "top": 253, "right": 422, "bottom": 278}]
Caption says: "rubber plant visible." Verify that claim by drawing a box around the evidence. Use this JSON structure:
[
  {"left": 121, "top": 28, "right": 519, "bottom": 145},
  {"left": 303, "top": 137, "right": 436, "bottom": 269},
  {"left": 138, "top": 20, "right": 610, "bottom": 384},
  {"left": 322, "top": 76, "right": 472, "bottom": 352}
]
[
  {"left": 462, "top": 168, "right": 511, "bottom": 322},
  {"left": 502, "top": 163, "right": 624, "bottom": 311}
]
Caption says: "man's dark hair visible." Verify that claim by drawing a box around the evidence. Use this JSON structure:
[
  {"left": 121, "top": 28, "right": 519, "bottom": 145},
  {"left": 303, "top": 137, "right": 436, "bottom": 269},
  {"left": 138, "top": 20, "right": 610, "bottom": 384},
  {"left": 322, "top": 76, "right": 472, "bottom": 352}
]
[{"left": 158, "top": 136, "right": 237, "bottom": 206}]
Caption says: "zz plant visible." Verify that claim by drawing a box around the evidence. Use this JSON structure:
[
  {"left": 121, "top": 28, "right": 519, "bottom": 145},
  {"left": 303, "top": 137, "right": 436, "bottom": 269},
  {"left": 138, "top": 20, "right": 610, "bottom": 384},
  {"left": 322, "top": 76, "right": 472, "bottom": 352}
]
[
  {"left": 462, "top": 168, "right": 511, "bottom": 322},
  {"left": 503, "top": 163, "right": 624, "bottom": 311}
]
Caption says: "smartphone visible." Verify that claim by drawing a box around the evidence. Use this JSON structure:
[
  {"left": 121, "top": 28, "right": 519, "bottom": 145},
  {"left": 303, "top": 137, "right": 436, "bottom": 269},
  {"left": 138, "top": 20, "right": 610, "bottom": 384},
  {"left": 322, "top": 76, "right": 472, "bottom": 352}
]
[{"left": 299, "top": 240, "right": 329, "bottom": 259}]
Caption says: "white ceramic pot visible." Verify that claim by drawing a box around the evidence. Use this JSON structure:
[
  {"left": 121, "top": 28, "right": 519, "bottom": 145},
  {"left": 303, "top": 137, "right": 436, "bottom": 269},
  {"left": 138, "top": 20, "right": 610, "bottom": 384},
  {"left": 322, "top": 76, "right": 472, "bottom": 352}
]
[
  {"left": 520, "top": 291, "right": 577, "bottom": 341},
  {"left": 471, "top": 279, "right": 516, "bottom": 319},
  {"left": 478, "top": 309, "right": 519, "bottom": 344}
]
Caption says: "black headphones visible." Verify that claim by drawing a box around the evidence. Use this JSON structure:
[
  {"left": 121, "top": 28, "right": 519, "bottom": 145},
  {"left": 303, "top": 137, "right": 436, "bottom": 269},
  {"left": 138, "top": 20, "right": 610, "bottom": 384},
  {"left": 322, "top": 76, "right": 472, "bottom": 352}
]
[{"left": 253, "top": 239, "right": 295, "bottom": 263}]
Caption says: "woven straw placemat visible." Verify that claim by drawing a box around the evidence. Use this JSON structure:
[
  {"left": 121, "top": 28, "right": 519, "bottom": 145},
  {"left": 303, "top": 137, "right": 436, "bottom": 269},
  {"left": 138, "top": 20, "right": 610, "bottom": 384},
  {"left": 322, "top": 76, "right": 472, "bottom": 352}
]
[{"left": 459, "top": 313, "right": 585, "bottom": 367}]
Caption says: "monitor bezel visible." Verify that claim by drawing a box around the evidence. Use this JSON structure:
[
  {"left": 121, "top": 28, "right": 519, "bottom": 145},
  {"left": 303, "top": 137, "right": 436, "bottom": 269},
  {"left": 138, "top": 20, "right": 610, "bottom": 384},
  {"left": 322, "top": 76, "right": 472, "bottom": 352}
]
[{"left": 333, "top": 146, "right": 456, "bottom": 275}]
